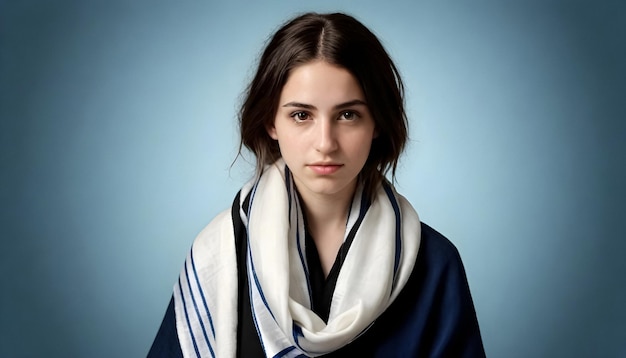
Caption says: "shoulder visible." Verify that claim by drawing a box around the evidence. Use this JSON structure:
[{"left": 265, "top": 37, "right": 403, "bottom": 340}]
[
  {"left": 417, "top": 222, "right": 463, "bottom": 268},
  {"left": 197, "top": 208, "right": 232, "bottom": 237},
  {"left": 340, "top": 222, "right": 485, "bottom": 356},
  {"left": 394, "top": 194, "right": 460, "bottom": 270},
  {"left": 408, "top": 222, "right": 474, "bottom": 306},
  {"left": 190, "top": 208, "right": 234, "bottom": 255}
]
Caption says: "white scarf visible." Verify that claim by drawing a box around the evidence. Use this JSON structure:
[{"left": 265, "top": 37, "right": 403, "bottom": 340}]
[{"left": 174, "top": 160, "right": 421, "bottom": 357}]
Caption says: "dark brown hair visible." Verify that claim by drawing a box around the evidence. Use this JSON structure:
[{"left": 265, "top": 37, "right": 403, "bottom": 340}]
[{"left": 238, "top": 12, "right": 408, "bottom": 198}]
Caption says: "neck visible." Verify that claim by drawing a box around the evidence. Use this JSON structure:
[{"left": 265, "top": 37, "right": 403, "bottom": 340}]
[
  {"left": 295, "top": 179, "right": 357, "bottom": 236},
  {"left": 295, "top": 180, "right": 357, "bottom": 277},
  {"left": 301, "top": 193, "right": 352, "bottom": 233}
]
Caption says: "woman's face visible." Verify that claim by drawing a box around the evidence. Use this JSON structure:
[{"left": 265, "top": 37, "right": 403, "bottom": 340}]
[{"left": 268, "top": 60, "right": 377, "bottom": 202}]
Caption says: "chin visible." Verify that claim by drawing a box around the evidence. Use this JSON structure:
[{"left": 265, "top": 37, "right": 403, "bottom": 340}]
[{"left": 303, "top": 180, "right": 354, "bottom": 197}]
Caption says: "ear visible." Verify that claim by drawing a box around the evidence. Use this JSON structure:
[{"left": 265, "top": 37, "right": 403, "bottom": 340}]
[
  {"left": 266, "top": 124, "right": 278, "bottom": 140},
  {"left": 373, "top": 127, "right": 379, "bottom": 139}
]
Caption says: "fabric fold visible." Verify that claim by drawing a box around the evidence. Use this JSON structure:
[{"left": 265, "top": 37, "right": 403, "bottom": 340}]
[{"left": 175, "top": 160, "right": 421, "bottom": 357}]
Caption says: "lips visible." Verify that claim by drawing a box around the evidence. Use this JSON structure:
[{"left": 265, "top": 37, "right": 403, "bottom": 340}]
[{"left": 308, "top": 163, "right": 342, "bottom": 175}]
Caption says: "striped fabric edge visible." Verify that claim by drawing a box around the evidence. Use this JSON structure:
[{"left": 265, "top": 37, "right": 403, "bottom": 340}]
[
  {"left": 288, "top": 170, "right": 313, "bottom": 309},
  {"left": 245, "top": 168, "right": 309, "bottom": 357},
  {"left": 174, "top": 246, "right": 219, "bottom": 358},
  {"left": 382, "top": 182, "right": 403, "bottom": 289}
]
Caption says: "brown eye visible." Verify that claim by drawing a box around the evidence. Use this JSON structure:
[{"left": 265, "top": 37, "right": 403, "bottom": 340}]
[
  {"left": 340, "top": 111, "right": 358, "bottom": 120},
  {"left": 291, "top": 111, "right": 310, "bottom": 122}
]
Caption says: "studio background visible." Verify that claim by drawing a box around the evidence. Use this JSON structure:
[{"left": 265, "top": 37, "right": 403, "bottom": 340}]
[{"left": 1, "top": 1, "right": 624, "bottom": 357}]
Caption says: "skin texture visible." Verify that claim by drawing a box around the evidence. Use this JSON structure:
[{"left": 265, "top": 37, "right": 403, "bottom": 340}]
[{"left": 268, "top": 60, "right": 377, "bottom": 275}]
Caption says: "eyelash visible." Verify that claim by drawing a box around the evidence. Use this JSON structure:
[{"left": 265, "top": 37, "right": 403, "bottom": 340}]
[
  {"left": 340, "top": 111, "right": 359, "bottom": 120},
  {"left": 289, "top": 110, "right": 361, "bottom": 122},
  {"left": 290, "top": 111, "right": 310, "bottom": 122}
]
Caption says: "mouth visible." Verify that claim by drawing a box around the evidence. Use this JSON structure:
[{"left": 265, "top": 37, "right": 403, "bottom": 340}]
[{"left": 308, "top": 163, "right": 343, "bottom": 175}]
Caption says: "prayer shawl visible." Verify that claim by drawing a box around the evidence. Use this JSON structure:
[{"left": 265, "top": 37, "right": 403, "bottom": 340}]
[{"left": 173, "top": 160, "right": 421, "bottom": 357}]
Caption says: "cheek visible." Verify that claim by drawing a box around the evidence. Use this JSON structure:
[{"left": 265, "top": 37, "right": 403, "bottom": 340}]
[
  {"left": 351, "top": 130, "right": 375, "bottom": 153},
  {"left": 275, "top": 134, "right": 300, "bottom": 155},
  {"left": 359, "top": 142, "right": 374, "bottom": 160}
]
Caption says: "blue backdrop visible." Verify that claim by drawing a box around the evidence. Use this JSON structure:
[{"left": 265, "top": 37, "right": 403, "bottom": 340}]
[{"left": 1, "top": 1, "right": 624, "bottom": 357}]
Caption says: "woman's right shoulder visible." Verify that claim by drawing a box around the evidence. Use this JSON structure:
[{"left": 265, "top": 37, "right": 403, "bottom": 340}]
[
  {"left": 191, "top": 208, "right": 235, "bottom": 251},
  {"left": 190, "top": 190, "right": 244, "bottom": 256},
  {"left": 199, "top": 208, "right": 233, "bottom": 234}
]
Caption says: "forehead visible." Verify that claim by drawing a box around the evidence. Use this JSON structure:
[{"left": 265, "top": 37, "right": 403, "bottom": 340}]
[{"left": 279, "top": 61, "right": 365, "bottom": 105}]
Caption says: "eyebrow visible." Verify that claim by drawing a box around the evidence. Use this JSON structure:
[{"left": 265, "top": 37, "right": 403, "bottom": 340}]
[{"left": 282, "top": 99, "right": 367, "bottom": 110}]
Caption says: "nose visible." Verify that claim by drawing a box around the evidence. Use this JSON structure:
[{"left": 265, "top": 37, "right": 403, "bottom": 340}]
[{"left": 314, "top": 119, "right": 338, "bottom": 154}]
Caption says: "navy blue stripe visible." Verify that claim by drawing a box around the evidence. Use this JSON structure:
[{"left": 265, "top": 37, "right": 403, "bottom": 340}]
[
  {"left": 275, "top": 346, "right": 296, "bottom": 357},
  {"left": 246, "top": 180, "right": 277, "bottom": 321},
  {"left": 184, "top": 260, "right": 216, "bottom": 357},
  {"left": 339, "top": 189, "right": 370, "bottom": 252},
  {"left": 291, "top": 322, "right": 307, "bottom": 352},
  {"left": 355, "top": 188, "right": 370, "bottom": 229},
  {"left": 244, "top": 178, "right": 273, "bottom": 356},
  {"left": 248, "top": 245, "right": 276, "bottom": 320},
  {"left": 273, "top": 346, "right": 297, "bottom": 358},
  {"left": 382, "top": 183, "right": 402, "bottom": 278},
  {"left": 359, "top": 188, "right": 369, "bottom": 216},
  {"left": 190, "top": 247, "right": 216, "bottom": 338},
  {"left": 246, "top": 262, "right": 268, "bottom": 356},
  {"left": 294, "top": 195, "right": 313, "bottom": 308},
  {"left": 285, "top": 167, "right": 292, "bottom": 215},
  {"left": 246, "top": 176, "right": 261, "bottom": 219},
  {"left": 177, "top": 277, "right": 201, "bottom": 358},
  {"left": 285, "top": 166, "right": 312, "bottom": 306}
]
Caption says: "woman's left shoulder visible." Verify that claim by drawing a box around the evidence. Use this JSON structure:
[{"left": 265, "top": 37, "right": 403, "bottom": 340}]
[{"left": 417, "top": 222, "right": 464, "bottom": 262}]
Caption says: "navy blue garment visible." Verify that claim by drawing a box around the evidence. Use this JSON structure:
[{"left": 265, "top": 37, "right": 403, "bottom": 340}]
[
  {"left": 149, "top": 296, "right": 183, "bottom": 357},
  {"left": 148, "top": 192, "right": 485, "bottom": 357},
  {"left": 321, "top": 222, "right": 485, "bottom": 357}
]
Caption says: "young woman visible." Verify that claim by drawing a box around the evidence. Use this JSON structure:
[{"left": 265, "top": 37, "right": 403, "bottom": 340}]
[{"left": 149, "top": 12, "right": 485, "bottom": 357}]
